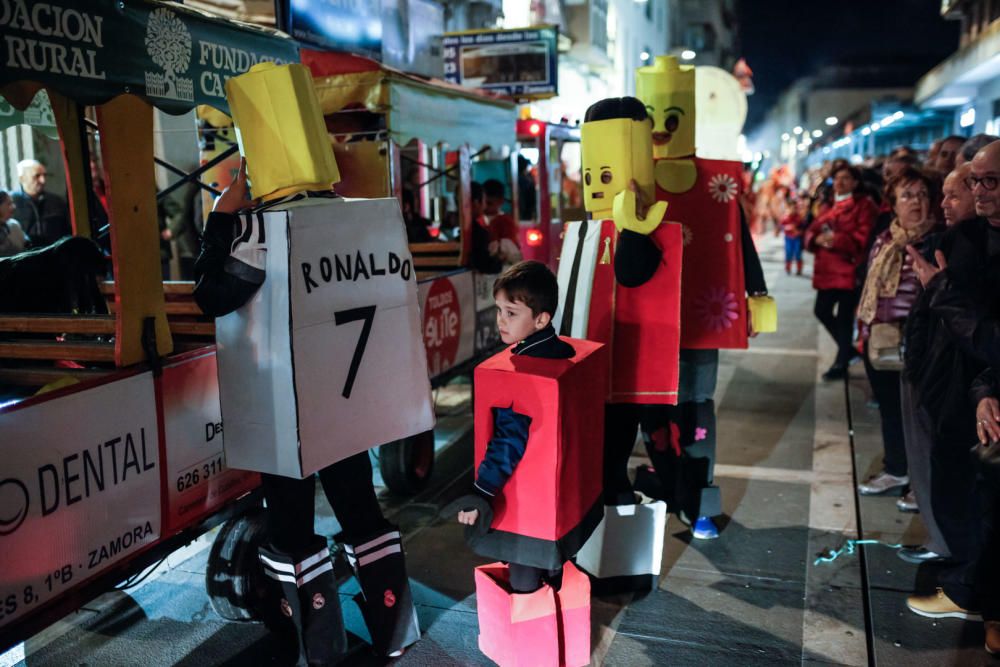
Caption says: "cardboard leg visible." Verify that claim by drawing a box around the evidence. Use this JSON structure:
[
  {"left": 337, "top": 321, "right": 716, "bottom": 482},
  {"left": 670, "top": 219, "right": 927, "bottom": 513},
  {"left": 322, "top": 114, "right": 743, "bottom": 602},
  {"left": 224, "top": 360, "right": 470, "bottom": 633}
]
[
  {"left": 574, "top": 501, "right": 667, "bottom": 595},
  {"left": 342, "top": 526, "right": 420, "bottom": 656},
  {"left": 555, "top": 562, "right": 592, "bottom": 667},
  {"left": 475, "top": 563, "right": 560, "bottom": 666},
  {"left": 258, "top": 537, "right": 347, "bottom": 666}
]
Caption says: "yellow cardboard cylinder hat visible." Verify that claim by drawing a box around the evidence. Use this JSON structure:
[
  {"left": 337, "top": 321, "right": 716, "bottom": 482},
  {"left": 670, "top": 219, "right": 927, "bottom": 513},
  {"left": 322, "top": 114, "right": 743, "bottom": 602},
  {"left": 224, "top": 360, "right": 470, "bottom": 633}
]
[
  {"left": 225, "top": 62, "right": 340, "bottom": 200},
  {"left": 580, "top": 97, "right": 656, "bottom": 217},
  {"left": 635, "top": 55, "right": 696, "bottom": 160}
]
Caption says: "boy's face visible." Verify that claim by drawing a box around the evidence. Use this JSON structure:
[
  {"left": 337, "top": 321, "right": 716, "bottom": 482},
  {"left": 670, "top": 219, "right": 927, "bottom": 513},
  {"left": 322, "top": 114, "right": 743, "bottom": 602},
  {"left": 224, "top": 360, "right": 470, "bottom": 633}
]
[
  {"left": 495, "top": 289, "right": 549, "bottom": 345},
  {"left": 484, "top": 195, "right": 503, "bottom": 215}
]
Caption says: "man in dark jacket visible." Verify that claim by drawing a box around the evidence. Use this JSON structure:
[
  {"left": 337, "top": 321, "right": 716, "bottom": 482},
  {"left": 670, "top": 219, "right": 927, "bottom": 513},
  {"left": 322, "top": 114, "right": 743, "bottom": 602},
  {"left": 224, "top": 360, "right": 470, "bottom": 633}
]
[
  {"left": 13, "top": 159, "right": 71, "bottom": 248},
  {"left": 904, "top": 140, "right": 1000, "bottom": 625}
]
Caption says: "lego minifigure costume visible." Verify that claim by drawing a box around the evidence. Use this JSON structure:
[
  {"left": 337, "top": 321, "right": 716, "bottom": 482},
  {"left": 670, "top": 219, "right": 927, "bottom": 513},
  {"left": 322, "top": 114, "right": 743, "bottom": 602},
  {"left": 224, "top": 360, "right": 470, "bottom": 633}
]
[
  {"left": 633, "top": 56, "right": 769, "bottom": 523},
  {"left": 192, "top": 61, "right": 424, "bottom": 662}
]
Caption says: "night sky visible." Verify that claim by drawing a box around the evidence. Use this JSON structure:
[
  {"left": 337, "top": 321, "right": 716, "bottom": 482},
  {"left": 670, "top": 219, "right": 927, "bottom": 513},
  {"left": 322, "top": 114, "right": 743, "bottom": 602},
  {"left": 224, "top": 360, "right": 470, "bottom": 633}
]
[{"left": 737, "top": 0, "right": 961, "bottom": 132}]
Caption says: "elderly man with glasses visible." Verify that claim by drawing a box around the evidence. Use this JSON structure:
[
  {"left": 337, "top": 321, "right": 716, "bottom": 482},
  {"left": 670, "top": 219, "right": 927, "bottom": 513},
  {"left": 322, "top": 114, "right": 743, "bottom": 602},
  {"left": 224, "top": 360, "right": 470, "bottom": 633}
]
[{"left": 903, "top": 141, "right": 1000, "bottom": 650}]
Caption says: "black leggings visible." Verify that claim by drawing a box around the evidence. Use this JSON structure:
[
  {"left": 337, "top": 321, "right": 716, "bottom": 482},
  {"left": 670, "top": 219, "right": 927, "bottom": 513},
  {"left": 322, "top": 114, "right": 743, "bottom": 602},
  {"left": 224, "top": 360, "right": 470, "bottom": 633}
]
[
  {"left": 862, "top": 347, "right": 906, "bottom": 476},
  {"left": 260, "top": 451, "right": 390, "bottom": 553},
  {"left": 814, "top": 288, "right": 859, "bottom": 366}
]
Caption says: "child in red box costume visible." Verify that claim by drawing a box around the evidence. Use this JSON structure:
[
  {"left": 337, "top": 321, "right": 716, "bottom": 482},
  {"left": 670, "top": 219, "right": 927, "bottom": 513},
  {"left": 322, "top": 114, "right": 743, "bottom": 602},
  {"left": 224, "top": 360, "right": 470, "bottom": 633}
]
[{"left": 454, "top": 261, "right": 606, "bottom": 666}]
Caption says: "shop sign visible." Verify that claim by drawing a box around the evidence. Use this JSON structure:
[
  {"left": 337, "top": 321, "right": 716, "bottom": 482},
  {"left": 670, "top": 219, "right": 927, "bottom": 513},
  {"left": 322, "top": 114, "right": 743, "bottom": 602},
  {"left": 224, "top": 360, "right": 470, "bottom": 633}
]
[{"left": 443, "top": 25, "right": 559, "bottom": 99}]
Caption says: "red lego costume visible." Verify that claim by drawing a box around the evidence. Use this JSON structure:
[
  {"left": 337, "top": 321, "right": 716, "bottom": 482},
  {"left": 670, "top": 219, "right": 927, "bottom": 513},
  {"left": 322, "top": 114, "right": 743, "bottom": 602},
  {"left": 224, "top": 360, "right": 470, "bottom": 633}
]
[
  {"left": 655, "top": 157, "right": 748, "bottom": 350},
  {"left": 560, "top": 218, "right": 683, "bottom": 405}
]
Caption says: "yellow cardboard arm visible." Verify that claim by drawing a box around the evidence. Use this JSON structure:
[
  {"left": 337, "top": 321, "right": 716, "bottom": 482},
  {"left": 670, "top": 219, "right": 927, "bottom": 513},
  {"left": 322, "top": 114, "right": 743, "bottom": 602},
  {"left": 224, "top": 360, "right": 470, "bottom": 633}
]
[{"left": 613, "top": 189, "right": 668, "bottom": 235}]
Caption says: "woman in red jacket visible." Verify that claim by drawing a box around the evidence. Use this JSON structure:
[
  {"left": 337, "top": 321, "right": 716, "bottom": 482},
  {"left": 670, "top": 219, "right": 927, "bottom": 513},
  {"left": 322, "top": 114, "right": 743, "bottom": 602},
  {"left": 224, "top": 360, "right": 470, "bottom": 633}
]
[{"left": 805, "top": 164, "right": 878, "bottom": 380}]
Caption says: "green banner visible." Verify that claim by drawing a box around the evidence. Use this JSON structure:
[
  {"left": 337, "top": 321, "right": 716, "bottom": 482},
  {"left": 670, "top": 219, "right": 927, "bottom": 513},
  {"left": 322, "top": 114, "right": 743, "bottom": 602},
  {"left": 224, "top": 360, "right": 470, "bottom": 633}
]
[
  {"left": 0, "top": 89, "right": 58, "bottom": 137},
  {"left": 0, "top": 0, "right": 300, "bottom": 115}
]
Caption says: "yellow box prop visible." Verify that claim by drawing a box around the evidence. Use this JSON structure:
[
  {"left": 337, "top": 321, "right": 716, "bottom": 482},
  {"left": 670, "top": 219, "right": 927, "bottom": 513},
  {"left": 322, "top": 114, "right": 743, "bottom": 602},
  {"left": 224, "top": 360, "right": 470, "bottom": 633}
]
[
  {"left": 225, "top": 62, "right": 341, "bottom": 200},
  {"left": 748, "top": 296, "right": 778, "bottom": 333}
]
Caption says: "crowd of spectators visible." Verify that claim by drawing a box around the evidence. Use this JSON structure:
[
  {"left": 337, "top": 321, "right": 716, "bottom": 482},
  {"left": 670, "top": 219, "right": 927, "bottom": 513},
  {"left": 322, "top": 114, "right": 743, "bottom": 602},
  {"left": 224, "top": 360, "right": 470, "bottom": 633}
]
[{"left": 764, "top": 132, "right": 1000, "bottom": 654}]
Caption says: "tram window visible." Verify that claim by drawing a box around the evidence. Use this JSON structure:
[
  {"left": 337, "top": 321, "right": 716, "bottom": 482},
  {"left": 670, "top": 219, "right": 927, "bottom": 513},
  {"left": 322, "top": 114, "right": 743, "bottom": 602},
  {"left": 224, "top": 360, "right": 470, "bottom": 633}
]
[{"left": 558, "top": 140, "right": 583, "bottom": 217}]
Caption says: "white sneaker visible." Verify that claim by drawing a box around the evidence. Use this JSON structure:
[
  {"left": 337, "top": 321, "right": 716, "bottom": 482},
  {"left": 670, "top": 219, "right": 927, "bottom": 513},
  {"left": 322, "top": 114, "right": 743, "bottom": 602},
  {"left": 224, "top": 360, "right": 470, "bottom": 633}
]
[
  {"left": 858, "top": 472, "right": 908, "bottom": 496},
  {"left": 896, "top": 490, "right": 919, "bottom": 512}
]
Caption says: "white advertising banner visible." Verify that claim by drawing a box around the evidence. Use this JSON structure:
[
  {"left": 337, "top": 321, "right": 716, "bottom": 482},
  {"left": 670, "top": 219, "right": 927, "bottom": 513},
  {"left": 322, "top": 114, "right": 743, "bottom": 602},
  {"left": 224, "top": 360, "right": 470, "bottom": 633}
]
[
  {"left": 417, "top": 271, "right": 475, "bottom": 378},
  {"left": 216, "top": 197, "right": 435, "bottom": 478},
  {"left": 161, "top": 350, "right": 258, "bottom": 531},
  {"left": 0, "top": 372, "right": 161, "bottom": 630}
]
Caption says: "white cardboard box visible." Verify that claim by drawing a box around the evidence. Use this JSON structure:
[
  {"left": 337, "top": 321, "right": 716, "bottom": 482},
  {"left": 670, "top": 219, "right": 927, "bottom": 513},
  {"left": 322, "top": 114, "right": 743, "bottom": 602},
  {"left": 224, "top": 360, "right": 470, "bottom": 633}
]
[{"left": 216, "top": 197, "right": 435, "bottom": 478}]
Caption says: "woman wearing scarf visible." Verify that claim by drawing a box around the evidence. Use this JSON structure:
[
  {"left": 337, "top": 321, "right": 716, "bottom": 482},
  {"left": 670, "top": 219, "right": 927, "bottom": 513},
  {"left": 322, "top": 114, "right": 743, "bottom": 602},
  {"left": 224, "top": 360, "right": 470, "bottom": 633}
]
[{"left": 856, "top": 167, "right": 940, "bottom": 502}]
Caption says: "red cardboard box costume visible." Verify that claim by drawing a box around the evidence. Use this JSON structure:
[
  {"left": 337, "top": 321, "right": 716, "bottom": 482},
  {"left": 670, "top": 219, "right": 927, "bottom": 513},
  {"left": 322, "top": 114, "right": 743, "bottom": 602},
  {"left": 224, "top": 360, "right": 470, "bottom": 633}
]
[
  {"left": 554, "top": 111, "right": 682, "bottom": 405},
  {"left": 471, "top": 337, "right": 607, "bottom": 568},
  {"left": 659, "top": 158, "right": 747, "bottom": 350},
  {"left": 464, "top": 327, "right": 606, "bottom": 667}
]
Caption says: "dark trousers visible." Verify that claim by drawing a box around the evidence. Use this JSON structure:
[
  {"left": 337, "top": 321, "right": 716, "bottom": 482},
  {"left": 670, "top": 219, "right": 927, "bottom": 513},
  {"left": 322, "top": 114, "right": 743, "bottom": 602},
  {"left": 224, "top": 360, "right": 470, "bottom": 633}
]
[
  {"left": 814, "top": 288, "right": 859, "bottom": 367},
  {"left": 604, "top": 402, "right": 720, "bottom": 519},
  {"left": 508, "top": 563, "right": 563, "bottom": 593},
  {"left": 260, "top": 451, "right": 389, "bottom": 553},
  {"left": 862, "top": 348, "right": 906, "bottom": 477},
  {"left": 603, "top": 403, "right": 649, "bottom": 505},
  {"left": 935, "top": 444, "right": 983, "bottom": 609}
]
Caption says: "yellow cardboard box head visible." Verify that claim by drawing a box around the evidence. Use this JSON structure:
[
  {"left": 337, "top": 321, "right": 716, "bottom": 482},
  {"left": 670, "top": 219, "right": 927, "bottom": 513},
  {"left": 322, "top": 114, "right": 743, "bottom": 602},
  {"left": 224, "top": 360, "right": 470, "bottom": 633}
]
[
  {"left": 581, "top": 97, "right": 655, "bottom": 218},
  {"left": 225, "top": 62, "right": 340, "bottom": 200},
  {"left": 635, "top": 56, "right": 696, "bottom": 160}
]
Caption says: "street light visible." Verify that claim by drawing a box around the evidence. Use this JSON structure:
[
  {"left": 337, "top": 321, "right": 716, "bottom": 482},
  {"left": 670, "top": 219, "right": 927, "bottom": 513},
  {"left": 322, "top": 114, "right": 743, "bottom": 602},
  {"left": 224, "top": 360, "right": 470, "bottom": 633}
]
[
  {"left": 793, "top": 126, "right": 803, "bottom": 135},
  {"left": 825, "top": 116, "right": 838, "bottom": 126},
  {"left": 640, "top": 51, "right": 650, "bottom": 62},
  {"left": 781, "top": 132, "right": 790, "bottom": 141},
  {"left": 812, "top": 129, "right": 822, "bottom": 138},
  {"left": 861, "top": 127, "right": 871, "bottom": 136},
  {"left": 681, "top": 49, "right": 696, "bottom": 61}
]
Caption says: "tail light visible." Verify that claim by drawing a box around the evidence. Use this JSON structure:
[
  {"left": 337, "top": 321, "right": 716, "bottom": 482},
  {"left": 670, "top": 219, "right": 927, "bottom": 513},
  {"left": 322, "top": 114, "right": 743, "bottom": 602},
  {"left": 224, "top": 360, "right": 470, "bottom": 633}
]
[{"left": 526, "top": 229, "right": 543, "bottom": 246}]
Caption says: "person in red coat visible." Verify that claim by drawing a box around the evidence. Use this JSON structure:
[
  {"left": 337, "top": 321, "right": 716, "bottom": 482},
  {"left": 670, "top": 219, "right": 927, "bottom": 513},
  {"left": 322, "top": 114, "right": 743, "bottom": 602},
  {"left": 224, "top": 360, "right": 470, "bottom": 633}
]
[{"left": 805, "top": 164, "right": 877, "bottom": 380}]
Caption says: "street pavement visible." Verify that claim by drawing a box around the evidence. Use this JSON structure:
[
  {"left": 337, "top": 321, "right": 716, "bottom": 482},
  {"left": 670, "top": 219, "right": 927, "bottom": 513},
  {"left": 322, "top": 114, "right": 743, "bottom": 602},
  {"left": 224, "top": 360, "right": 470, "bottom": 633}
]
[{"left": 6, "top": 233, "right": 991, "bottom": 666}]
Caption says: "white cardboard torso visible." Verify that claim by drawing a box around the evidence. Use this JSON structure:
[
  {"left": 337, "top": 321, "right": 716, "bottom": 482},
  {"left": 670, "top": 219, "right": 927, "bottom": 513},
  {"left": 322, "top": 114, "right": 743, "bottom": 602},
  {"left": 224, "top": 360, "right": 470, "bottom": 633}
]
[
  {"left": 216, "top": 197, "right": 435, "bottom": 478},
  {"left": 554, "top": 219, "right": 602, "bottom": 338}
]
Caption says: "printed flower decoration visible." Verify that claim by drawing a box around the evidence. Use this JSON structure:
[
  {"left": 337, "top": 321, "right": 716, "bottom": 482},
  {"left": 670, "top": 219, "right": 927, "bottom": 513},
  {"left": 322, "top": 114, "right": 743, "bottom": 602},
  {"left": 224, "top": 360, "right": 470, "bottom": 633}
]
[
  {"left": 708, "top": 173, "right": 739, "bottom": 203},
  {"left": 694, "top": 287, "right": 740, "bottom": 333},
  {"left": 681, "top": 224, "right": 694, "bottom": 247},
  {"left": 694, "top": 427, "right": 708, "bottom": 442}
]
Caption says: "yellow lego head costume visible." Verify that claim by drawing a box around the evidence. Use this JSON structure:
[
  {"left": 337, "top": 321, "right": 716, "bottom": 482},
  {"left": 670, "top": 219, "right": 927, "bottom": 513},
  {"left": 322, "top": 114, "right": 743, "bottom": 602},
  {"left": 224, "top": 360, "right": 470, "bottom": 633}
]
[
  {"left": 225, "top": 62, "right": 340, "bottom": 201},
  {"left": 581, "top": 97, "right": 656, "bottom": 219},
  {"left": 635, "top": 56, "right": 696, "bottom": 160}
]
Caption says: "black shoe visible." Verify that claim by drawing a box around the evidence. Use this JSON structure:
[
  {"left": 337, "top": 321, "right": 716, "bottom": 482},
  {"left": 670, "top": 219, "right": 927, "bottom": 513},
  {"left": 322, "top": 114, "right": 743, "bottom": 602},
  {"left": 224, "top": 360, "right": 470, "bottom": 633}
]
[
  {"left": 897, "top": 546, "right": 947, "bottom": 564},
  {"left": 342, "top": 526, "right": 420, "bottom": 657},
  {"left": 822, "top": 364, "right": 847, "bottom": 381}
]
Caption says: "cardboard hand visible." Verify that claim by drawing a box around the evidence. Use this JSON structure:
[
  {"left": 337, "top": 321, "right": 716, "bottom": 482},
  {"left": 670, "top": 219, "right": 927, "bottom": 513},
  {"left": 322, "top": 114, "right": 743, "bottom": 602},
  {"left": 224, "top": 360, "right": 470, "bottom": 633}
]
[
  {"left": 613, "top": 180, "right": 667, "bottom": 235},
  {"left": 213, "top": 158, "right": 259, "bottom": 214}
]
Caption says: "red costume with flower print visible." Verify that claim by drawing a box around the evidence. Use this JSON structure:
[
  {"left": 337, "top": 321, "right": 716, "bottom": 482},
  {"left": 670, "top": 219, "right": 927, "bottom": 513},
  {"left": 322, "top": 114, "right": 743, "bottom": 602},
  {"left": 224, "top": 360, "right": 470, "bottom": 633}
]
[{"left": 656, "top": 157, "right": 747, "bottom": 349}]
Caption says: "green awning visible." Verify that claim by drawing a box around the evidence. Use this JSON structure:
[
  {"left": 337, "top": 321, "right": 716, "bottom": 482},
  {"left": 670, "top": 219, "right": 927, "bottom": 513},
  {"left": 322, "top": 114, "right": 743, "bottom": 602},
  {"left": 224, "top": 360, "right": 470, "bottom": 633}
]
[
  {"left": 0, "top": 0, "right": 299, "bottom": 115},
  {"left": 388, "top": 77, "right": 516, "bottom": 150},
  {"left": 313, "top": 69, "right": 516, "bottom": 150}
]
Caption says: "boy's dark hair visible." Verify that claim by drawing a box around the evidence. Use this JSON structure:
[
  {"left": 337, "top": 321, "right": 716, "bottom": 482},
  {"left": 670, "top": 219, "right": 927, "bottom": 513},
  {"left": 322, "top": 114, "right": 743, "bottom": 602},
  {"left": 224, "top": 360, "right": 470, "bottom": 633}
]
[
  {"left": 470, "top": 181, "right": 483, "bottom": 202},
  {"left": 584, "top": 96, "right": 648, "bottom": 123},
  {"left": 483, "top": 179, "right": 505, "bottom": 199},
  {"left": 493, "top": 260, "right": 559, "bottom": 317}
]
